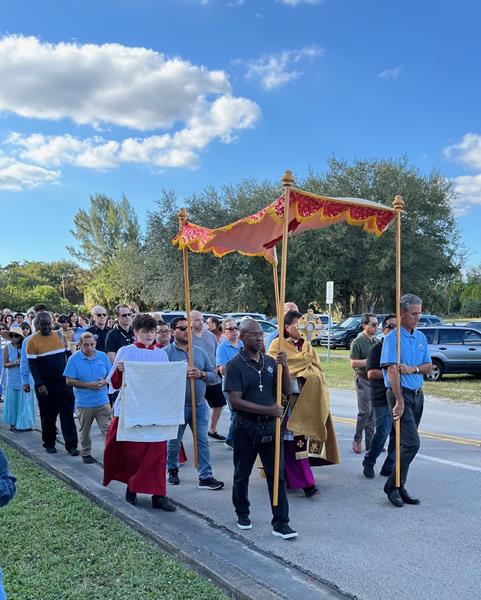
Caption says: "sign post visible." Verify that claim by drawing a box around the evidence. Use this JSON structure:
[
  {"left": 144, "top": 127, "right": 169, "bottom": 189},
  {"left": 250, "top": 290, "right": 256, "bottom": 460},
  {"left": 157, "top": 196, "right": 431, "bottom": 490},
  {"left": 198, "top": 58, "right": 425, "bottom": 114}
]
[{"left": 326, "top": 281, "right": 334, "bottom": 363}]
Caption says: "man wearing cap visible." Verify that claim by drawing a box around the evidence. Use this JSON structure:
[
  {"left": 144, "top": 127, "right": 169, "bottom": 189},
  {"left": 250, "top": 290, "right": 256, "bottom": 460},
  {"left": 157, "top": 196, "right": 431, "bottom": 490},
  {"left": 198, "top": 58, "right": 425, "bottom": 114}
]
[
  {"left": 86, "top": 306, "right": 111, "bottom": 353},
  {"left": 27, "top": 312, "right": 79, "bottom": 456}
]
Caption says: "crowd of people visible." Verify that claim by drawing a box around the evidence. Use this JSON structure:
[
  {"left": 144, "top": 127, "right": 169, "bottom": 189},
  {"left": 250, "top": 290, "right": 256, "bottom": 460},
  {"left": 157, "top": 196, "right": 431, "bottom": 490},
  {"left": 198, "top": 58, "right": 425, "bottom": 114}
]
[{"left": 0, "top": 293, "right": 432, "bottom": 548}]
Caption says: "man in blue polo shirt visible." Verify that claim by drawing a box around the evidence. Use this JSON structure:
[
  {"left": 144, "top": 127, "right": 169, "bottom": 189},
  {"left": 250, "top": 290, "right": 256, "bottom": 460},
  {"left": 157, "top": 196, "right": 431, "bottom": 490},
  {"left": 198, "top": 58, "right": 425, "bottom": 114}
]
[
  {"left": 380, "top": 293, "right": 432, "bottom": 507},
  {"left": 64, "top": 332, "right": 112, "bottom": 464}
]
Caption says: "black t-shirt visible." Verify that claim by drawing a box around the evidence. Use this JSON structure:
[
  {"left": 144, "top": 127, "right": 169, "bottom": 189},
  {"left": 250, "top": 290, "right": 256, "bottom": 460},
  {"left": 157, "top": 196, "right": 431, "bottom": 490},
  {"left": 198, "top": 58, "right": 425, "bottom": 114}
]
[
  {"left": 86, "top": 325, "right": 111, "bottom": 353},
  {"left": 224, "top": 351, "right": 277, "bottom": 416},
  {"left": 367, "top": 340, "right": 387, "bottom": 407},
  {"left": 105, "top": 326, "right": 136, "bottom": 355}
]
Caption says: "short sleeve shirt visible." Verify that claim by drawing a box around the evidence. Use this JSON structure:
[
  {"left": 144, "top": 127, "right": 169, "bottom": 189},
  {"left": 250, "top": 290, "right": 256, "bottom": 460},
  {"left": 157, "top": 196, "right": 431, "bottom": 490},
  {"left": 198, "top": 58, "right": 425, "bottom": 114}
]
[
  {"left": 105, "top": 326, "right": 136, "bottom": 355},
  {"left": 350, "top": 332, "right": 378, "bottom": 376},
  {"left": 224, "top": 351, "right": 277, "bottom": 416},
  {"left": 86, "top": 325, "right": 111, "bottom": 353},
  {"left": 381, "top": 327, "right": 431, "bottom": 390},
  {"left": 63, "top": 350, "right": 111, "bottom": 408},
  {"left": 216, "top": 340, "right": 243, "bottom": 367}
]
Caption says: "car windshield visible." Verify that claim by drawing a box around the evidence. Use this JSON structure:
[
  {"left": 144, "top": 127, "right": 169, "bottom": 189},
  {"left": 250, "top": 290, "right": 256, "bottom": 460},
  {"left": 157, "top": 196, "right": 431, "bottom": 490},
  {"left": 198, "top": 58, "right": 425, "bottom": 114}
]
[{"left": 338, "top": 317, "right": 361, "bottom": 329}]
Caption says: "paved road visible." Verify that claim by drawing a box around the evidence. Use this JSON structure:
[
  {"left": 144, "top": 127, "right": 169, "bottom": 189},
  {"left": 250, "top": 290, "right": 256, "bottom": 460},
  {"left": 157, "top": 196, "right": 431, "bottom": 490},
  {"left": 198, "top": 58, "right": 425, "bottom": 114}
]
[{"left": 2, "top": 389, "right": 480, "bottom": 599}]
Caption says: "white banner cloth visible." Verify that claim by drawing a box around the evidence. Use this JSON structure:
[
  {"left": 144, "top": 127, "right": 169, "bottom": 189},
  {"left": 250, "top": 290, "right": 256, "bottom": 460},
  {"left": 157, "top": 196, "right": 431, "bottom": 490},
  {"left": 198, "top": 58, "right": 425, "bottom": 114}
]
[{"left": 116, "top": 360, "right": 186, "bottom": 442}]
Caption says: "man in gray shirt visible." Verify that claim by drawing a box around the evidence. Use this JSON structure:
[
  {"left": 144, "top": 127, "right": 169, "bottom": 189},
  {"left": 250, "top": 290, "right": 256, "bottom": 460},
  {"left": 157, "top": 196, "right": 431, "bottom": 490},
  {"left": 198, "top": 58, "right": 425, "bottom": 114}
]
[
  {"left": 165, "top": 317, "right": 224, "bottom": 491},
  {"left": 190, "top": 310, "right": 227, "bottom": 442}
]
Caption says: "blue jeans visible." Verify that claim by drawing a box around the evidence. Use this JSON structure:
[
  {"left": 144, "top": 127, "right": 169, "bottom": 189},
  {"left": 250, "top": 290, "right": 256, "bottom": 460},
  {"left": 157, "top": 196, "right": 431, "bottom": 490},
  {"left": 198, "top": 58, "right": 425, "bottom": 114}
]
[
  {"left": 0, "top": 569, "right": 5, "bottom": 600},
  {"left": 363, "top": 404, "right": 395, "bottom": 470},
  {"left": 168, "top": 401, "right": 212, "bottom": 480}
]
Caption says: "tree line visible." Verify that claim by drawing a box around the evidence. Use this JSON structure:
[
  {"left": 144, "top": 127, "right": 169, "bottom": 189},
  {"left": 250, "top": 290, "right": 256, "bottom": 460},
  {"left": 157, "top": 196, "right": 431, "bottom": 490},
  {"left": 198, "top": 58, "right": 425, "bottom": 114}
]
[{"left": 3, "top": 157, "right": 480, "bottom": 318}]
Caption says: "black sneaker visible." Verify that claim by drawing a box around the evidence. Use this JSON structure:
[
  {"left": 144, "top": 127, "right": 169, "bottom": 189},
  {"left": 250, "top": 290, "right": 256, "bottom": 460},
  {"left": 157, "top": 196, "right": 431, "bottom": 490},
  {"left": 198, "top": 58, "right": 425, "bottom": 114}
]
[
  {"left": 198, "top": 477, "right": 224, "bottom": 490},
  {"left": 362, "top": 462, "right": 375, "bottom": 479},
  {"left": 125, "top": 488, "right": 137, "bottom": 506},
  {"left": 208, "top": 431, "right": 227, "bottom": 442},
  {"left": 237, "top": 515, "right": 252, "bottom": 530},
  {"left": 67, "top": 448, "right": 80, "bottom": 457},
  {"left": 272, "top": 524, "right": 298, "bottom": 540},
  {"left": 82, "top": 455, "right": 96, "bottom": 464},
  {"left": 168, "top": 469, "right": 180, "bottom": 485},
  {"left": 152, "top": 495, "right": 176, "bottom": 511},
  {"left": 46, "top": 447, "right": 57, "bottom": 454}
]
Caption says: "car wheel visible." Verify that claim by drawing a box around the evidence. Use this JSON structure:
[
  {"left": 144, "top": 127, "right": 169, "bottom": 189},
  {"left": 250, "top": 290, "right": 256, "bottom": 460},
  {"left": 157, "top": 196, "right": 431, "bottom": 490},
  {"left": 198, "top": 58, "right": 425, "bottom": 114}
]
[
  {"left": 426, "top": 359, "right": 443, "bottom": 382},
  {"left": 345, "top": 336, "right": 356, "bottom": 350}
]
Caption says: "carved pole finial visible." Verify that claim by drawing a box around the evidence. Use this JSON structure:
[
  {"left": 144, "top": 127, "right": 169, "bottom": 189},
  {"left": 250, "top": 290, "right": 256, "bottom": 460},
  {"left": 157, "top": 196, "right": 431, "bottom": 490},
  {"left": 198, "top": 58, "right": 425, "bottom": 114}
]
[
  {"left": 282, "top": 170, "right": 295, "bottom": 188},
  {"left": 178, "top": 207, "right": 188, "bottom": 231},
  {"left": 393, "top": 194, "right": 405, "bottom": 211}
]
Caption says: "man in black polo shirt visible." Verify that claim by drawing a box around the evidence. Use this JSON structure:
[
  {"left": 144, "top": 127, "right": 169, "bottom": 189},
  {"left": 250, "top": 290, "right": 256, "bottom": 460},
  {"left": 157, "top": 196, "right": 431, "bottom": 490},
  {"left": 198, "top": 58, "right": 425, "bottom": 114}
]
[
  {"left": 362, "top": 314, "right": 397, "bottom": 479},
  {"left": 86, "top": 305, "right": 111, "bottom": 353},
  {"left": 105, "top": 304, "right": 136, "bottom": 364},
  {"left": 224, "top": 319, "right": 297, "bottom": 540}
]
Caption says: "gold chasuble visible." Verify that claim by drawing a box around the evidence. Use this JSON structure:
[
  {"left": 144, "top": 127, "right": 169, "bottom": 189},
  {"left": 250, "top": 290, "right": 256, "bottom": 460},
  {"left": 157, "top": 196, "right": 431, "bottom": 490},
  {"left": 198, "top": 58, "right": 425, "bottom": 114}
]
[{"left": 269, "top": 337, "right": 340, "bottom": 465}]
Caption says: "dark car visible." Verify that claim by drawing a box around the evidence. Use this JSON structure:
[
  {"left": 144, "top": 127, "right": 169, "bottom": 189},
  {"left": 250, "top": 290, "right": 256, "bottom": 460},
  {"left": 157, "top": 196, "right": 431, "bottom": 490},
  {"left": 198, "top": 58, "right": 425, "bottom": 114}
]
[
  {"left": 418, "top": 314, "right": 444, "bottom": 327},
  {"left": 418, "top": 325, "right": 481, "bottom": 381},
  {"left": 464, "top": 321, "right": 481, "bottom": 331},
  {"left": 317, "top": 314, "right": 387, "bottom": 350}
]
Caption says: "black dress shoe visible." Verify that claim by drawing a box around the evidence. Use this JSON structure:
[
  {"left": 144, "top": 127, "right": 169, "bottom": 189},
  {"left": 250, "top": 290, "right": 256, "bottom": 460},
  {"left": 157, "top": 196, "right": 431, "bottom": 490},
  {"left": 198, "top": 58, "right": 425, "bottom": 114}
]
[
  {"left": 46, "top": 447, "right": 57, "bottom": 454},
  {"left": 379, "top": 466, "right": 392, "bottom": 476},
  {"left": 362, "top": 462, "right": 375, "bottom": 479},
  {"left": 399, "top": 488, "right": 420, "bottom": 505},
  {"left": 385, "top": 488, "right": 404, "bottom": 508},
  {"left": 303, "top": 485, "right": 319, "bottom": 497},
  {"left": 152, "top": 495, "right": 176, "bottom": 511},
  {"left": 67, "top": 448, "right": 80, "bottom": 457},
  {"left": 125, "top": 487, "right": 137, "bottom": 506},
  {"left": 82, "top": 455, "right": 96, "bottom": 464}
]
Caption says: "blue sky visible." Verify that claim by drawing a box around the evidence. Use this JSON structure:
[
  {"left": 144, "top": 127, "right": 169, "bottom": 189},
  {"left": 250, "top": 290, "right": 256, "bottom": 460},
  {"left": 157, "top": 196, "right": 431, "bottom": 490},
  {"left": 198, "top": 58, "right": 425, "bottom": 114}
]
[{"left": 1, "top": 0, "right": 481, "bottom": 268}]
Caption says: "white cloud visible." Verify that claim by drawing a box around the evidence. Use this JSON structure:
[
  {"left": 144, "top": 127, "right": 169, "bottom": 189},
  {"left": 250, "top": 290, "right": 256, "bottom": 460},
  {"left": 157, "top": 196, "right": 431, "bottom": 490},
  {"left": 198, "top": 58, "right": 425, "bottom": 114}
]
[
  {"left": 279, "top": 0, "right": 323, "bottom": 5},
  {"left": 378, "top": 66, "right": 401, "bottom": 80},
  {"left": 0, "top": 153, "right": 60, "bottom": 191},
  {"left": 6, "top": 96, "right": 260, "bottom": 170},
  {"left": 444, "top": 133, "right": 481, "bottom": 170},
  {"left": 0, "top": 35, "right": 242, "bottom": 131},
  {"left": 451, "top": 174, "right": 481, "bottom": 216},
  {"left": 244, "top": 45, "right": 324, "bottom": 90}
]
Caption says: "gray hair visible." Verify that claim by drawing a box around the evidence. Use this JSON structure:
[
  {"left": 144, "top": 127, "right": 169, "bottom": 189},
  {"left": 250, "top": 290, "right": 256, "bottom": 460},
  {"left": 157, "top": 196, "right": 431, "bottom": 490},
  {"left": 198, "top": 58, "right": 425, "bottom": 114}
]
[
  {"left": 222, "top": 317, "right": 237, "bottom": 329},
  {"left": 33, "top": 312, "right": 53, "bottom": 328},
  {"left": 400, "top": 293, "right": 422, "bottom": 311},
  {"left": 92, "top": 305, "right": 107, "bottom": 316},
  {"left": 79, "top": 332, "right": 96, "bottom": 344}
]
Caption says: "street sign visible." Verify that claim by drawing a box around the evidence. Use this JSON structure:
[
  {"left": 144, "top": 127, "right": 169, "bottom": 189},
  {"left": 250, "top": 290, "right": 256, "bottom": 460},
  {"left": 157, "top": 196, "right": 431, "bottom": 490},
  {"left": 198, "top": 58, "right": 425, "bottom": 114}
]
[{"left": 326, "top": 280, "right": 334, "bottom": 304}]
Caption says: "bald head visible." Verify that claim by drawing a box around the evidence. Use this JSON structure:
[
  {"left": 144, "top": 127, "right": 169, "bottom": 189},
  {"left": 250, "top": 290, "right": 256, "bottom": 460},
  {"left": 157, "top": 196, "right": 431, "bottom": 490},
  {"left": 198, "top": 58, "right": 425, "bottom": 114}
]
[
  {"left": 190, "top": 310, "right": 204, "bottom": 333},
  {"left": 239, "top": 318, "right": 262, "bottom": 335},
  {"left": 284, "top": 302, "right": 298, "bottom": 313}
]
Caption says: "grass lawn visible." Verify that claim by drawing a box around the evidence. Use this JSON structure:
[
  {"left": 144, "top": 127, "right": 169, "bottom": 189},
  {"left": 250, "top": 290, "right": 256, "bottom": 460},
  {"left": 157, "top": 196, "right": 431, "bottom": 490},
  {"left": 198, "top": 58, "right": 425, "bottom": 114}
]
[
  {"left": 0, "top": 446, "right": 227, "bottom": 600},
  {"left": 317, "top": 352, "right": 481, "bottom": 404}
]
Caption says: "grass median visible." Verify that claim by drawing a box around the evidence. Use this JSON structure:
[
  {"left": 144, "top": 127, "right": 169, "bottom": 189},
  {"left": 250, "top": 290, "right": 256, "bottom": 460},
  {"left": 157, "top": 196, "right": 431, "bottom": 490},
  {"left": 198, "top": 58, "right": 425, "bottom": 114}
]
[
  {"left": 0, "top": 446, "right": 227, "bottom": 600},
  {"left": 317, "top": 351, "right": 481, "bottom": 404}
]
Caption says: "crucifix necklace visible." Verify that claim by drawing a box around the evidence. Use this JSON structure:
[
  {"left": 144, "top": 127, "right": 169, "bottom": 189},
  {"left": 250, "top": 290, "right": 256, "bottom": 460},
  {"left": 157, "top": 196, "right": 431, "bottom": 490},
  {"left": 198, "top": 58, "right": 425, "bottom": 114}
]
[{"left": 239, "top": 350, "right": 265, "bottom": 392}]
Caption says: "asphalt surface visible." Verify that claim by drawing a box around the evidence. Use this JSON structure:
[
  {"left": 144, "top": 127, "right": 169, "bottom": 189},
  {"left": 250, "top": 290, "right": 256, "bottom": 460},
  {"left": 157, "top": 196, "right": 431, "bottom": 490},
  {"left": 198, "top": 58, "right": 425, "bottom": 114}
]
[{"left": 1, "top": 388, "right": 481, "bottom": 600}]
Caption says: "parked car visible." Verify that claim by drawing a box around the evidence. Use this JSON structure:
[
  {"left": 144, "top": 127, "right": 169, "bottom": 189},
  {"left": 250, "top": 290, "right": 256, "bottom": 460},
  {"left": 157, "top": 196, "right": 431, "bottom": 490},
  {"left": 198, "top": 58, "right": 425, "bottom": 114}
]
[
  {"left": 464, "top": 321, "right": 481, "bottom": 331},
  {"left": 158, "top": 310, "right": 223, "bottom": 325},
  {"left": 418, "top": 314, "right": 444, "bottom": 327},
  {"left": 418, "top": 325, "right": 481, "bottom": 381},
  {"left": 234, "top": 318, "right": 277, "bottom": 336},
  {"left": 316, "top": 314, "right": 388, "bottom": 349},
  {"left": 223, "top": 312, "right": 267, "bottom": 321}
]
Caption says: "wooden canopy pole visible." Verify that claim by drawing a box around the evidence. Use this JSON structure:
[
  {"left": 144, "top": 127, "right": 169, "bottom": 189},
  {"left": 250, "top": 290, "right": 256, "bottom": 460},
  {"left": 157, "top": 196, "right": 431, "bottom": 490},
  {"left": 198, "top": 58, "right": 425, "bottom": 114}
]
[
  {"left": 273, "top": 170, "right": 294, "bottom": 507},
  {"left": 272, "top": 260, "right": 280, "bottom": 321},
  {"left": 393, "top": 194, "right": 405, "bottom": 489},
  {"left": 178, "top": 208, "right": 199, "bottom": 468}
]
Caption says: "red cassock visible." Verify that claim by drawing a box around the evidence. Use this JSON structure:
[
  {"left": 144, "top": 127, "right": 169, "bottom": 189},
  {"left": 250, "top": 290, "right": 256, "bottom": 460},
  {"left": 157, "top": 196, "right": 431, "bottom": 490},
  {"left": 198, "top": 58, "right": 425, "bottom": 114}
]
[{"left": 102, "top": 346, "right": 167, "bottom": 496}]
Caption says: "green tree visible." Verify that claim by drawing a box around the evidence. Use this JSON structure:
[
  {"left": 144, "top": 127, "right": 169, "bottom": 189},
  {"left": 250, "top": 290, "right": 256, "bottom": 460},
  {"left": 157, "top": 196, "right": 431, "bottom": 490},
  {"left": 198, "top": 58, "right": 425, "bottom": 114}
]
[{"left": 67, "top": 194, "right": 140, "bottom": 269}]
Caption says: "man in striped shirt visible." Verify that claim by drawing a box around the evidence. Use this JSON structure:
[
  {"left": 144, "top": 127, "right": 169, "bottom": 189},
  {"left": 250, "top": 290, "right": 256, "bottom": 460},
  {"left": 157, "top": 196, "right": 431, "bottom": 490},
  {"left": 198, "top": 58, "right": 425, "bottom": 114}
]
[{"left": 27, "top": 312, "right": 79, "bottom": 455}]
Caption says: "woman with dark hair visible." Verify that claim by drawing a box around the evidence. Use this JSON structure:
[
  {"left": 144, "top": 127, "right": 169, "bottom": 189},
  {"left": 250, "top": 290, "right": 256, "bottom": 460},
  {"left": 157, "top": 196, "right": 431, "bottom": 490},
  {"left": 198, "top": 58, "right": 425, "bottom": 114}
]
[
  {"left": 73, "top": 315, "right": 90, "bottom": 342},
  {"left": 268, "top": 310, "right": 340, "bottom": 496},
  {"left": 20, "top": 322, "right": 32, "bottom": 338},
  {"left": 206, "top": 316, "right": 223, "bottom": 343},
  {"left": 3, "top": 314, "right": 13, "bottom": 329}
]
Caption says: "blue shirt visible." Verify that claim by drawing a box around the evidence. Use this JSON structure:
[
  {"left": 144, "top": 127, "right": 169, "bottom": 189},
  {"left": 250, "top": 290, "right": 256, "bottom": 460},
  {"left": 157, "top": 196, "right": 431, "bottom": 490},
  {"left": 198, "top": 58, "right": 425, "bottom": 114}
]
[
  {"left": 380, "top": 327, "right": 431, "bottom": 390},
  {"left": 216, "top": 340, "right": 243, "bottom": 367},
  {"left": 63, "top": 350, "right": 111, "bottom": 408},
  {"left": 164, "top": 343, "right": 216, "bottom": 405},
  {"left": 20, "top": 335, "right": 34, "bottom": 386}
]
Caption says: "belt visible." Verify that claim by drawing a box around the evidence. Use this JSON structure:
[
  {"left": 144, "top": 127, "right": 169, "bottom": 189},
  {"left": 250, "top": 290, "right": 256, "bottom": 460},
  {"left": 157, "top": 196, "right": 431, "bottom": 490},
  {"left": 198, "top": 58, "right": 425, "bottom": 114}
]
[
  {"left": 402, "top": 387, "right": 422, "bottom": 395},
  {"left": 236, "top": 412, "right": 274, "bottom": 423}
]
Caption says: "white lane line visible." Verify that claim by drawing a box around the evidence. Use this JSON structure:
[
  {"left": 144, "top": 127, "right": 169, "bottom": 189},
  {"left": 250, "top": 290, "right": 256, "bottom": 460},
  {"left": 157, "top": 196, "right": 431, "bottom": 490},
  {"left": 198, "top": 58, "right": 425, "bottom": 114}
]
[{"left": 417, "top": 453, "right": 481, "bottom": 473}]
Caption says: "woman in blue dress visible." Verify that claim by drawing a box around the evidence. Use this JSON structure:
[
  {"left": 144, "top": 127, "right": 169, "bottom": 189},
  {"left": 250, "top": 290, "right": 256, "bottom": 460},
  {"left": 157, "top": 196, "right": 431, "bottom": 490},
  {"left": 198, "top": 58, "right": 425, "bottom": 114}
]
[{"left": 1, "top": 327, "right": 36, "bottom": 431}]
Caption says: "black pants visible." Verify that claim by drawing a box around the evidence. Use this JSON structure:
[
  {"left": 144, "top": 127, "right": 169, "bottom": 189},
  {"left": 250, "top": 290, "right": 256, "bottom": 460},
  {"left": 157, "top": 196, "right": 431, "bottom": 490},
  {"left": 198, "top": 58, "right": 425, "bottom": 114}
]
[
  {"left": 385, "top": 389, "right": 424, "bottom": 491},
  {"left": 36, "top": 382, "right": 78, "bottom": 451},
  {"left": 232, "top": 415, "right": 289, "bottom": 527}
]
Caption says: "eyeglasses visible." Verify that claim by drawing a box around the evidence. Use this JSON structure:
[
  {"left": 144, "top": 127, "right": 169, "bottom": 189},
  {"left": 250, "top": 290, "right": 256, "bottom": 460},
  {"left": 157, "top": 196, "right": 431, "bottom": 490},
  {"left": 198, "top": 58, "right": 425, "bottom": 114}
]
[
  {"left": 157, "top": 329, "right": 170, "bottom": 334},
  {"left": 385, "top": 323, "right": 397, "bottom": 330},
  {"left": 95, "top": 313, "right": 107, "bottom": 317},
  {"left": 119, "top": 313, "right": 132, "bottom": 317},
  {"left": 225, "top": 327, "right": 239, "bottom": 332},
  {"left": 369, "top": 322, "right": 378, "bottom": 327},
  {"left": 175, "top": 326, "right": 189, "bottom": 331}
]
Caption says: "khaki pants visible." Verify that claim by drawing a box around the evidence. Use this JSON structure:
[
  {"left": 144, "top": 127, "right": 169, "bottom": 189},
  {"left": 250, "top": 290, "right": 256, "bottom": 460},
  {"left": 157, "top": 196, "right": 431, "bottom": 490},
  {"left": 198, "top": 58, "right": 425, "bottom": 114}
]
[{"left": 77, "top": 403, "right": 112, "bottom": 456}]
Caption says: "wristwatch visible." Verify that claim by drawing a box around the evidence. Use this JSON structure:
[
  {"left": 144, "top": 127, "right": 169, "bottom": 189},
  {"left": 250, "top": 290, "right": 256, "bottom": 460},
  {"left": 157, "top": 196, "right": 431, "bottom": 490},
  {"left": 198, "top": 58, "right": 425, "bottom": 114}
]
[{"left": 414, "top": 366, "right": 420, "bottom": 374}]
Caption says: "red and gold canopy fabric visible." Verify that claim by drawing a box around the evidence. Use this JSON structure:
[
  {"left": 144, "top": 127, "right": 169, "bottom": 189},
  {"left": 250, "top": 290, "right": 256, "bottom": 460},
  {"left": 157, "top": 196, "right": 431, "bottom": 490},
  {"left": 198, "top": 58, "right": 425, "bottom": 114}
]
[{"left": 173, "top": 188, "right": 396, "bottom": 264}]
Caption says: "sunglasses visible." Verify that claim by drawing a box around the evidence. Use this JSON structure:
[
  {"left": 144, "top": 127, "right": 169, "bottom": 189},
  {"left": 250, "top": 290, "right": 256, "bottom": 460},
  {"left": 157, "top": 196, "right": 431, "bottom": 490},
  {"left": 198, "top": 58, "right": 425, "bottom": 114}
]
[
  {"left": 225, "top": 327, "right": 239, "bottom": 332},
  {"left": 119, "top": 313, "right": 132, "bottom": 317},
  {"left": 385, "top": 323, "right": 397, "bottom": 330},
  {"left": 175, "top": 326, "right": 189, "bottom": 331},
  {"left": 95, "top": 313, "right": 107, "bottom": 317}
]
